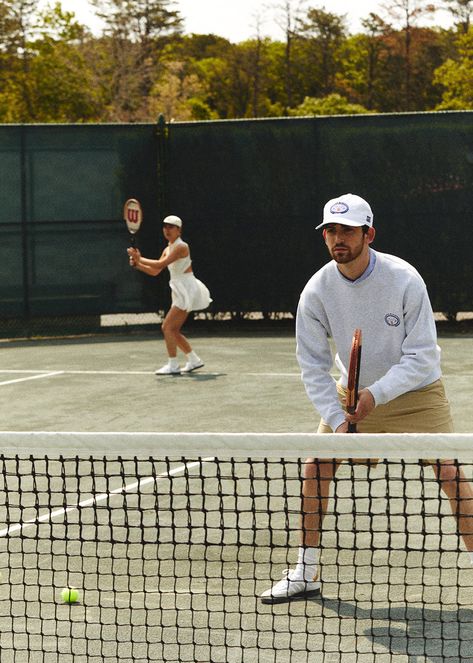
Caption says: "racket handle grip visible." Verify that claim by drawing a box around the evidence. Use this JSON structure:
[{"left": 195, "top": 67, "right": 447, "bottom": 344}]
[{"left": 347, "top": 422, "right": 357, "bottom": 433}]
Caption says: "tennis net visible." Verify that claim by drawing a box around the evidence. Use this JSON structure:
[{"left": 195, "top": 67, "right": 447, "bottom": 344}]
[{"left": 0, "top": 432, "right": 472, "bottom": 663}]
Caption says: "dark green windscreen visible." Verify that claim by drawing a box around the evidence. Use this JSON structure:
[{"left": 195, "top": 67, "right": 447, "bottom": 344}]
[{"left": 0, "top": 112, "right": 471, "bottom": 331}]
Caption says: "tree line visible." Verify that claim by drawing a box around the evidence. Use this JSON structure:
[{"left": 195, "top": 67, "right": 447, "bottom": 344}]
[{"left": 0, "top": 0, "right": 472, "bottom": 123}]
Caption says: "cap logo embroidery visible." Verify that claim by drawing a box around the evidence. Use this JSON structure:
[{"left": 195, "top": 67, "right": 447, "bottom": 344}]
[
  {"left": 385, "top": 313, "right": 401, "bottom": 327},
  {"left": 330, "top": 202, "right": 349, "bottom": 214}
]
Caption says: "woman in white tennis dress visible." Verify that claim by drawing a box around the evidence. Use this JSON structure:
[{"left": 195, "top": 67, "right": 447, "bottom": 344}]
[{"left": 127, "top": 215, "right": 212, "bottom": 375}]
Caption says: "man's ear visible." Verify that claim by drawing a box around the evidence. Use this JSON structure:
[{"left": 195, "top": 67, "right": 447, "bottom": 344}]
[
  {"left": 366, "top": 227, "right": 376, "bottom": 244},
  {"left": 322, "top": 229, "right": 327, "bottom": 241}
]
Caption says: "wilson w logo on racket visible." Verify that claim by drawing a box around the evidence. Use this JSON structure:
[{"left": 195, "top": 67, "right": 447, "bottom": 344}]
[
  {"left": 123, "top": 198, "right": 143, "bottom": 246},
  {"left": 126, "top": 208, "right": 140, "bottom": 225},
  {"left": 346, "top": 328, "right": 362, "bottom": 433}
]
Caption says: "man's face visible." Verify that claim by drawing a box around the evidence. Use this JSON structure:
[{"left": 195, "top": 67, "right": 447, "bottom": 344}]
[{"left": 323, "top": 223, "right": 368, "bottom": 264}]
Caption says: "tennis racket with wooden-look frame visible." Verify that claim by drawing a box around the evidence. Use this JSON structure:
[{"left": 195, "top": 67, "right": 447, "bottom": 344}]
[
  {"left": 123, "top": 198, "right": 143, "bottom": 247},
  {"left": 346, "top": 328, "right": 362, "bottom": 433}
]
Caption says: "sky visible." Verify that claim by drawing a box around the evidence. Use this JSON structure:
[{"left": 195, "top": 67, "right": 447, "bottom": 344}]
[{"left": 55, "top": 0, "right": 453, "bottom": 41}]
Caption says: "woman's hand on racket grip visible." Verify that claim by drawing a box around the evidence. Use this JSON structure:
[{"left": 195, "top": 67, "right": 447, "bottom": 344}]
[
  {"left": 127, "top": 247, "right": 141, "bottom": 268},
  {"left": 345, "top": 388, "right": 375, "bottom": 424}
]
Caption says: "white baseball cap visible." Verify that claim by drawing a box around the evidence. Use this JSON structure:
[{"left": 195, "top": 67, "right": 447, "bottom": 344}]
[
  {"left": 163, "top": 215, "right": 182, "bottom": 228},
  {"left": 316, "top": 194, "right": 373, "bottom": 230}
]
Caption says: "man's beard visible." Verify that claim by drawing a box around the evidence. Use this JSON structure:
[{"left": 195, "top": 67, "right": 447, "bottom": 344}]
[{"left": 329, "top": 241, "right": 364, "bottom": 264}]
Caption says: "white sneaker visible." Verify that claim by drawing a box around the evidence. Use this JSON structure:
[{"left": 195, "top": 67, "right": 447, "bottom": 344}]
[
  {"left": 155, "top": 363, "right": 181, "bottom": 375},
  {"left": 181, "top": 360, "right": 204, "bottom": 373},
  {"left": 260, "top": 569, "right": 321, "bottom": 604}
]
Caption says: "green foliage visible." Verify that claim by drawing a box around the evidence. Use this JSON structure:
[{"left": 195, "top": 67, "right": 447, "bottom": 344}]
[
  {"left": 297, "top": 7, "right": 348, "bottom": 95},
  {"left": 90, "top": 0, "right": 183, "bottom": 41},
  {"left": 187, "top": 97, "right": 218, "bottom": 121},
  {"left": 0, "top": 1, "right": 470, "bottom": 122},
  {"left": 288, "top": 93, "right": 371, "bottom": 116},
  {"left": 26, "top": 4, "right": 101, "bottom": 122},
  {"left": 434, "top": 28, "right": 473, "bottom": 109},
  {"left": 0, "top": 79, "right": 23, "bottom": 122}
]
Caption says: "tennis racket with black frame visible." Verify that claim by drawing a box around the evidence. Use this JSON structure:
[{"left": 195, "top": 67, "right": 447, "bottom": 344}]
[
  {"left": 346, "top": 328, "right": 362, "bottom": 433},
  {"left": 123, "top": 198, "right": 143, "bottom": 247}
]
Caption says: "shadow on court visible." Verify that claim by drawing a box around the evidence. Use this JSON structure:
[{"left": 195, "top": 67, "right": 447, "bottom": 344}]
[
  {"left": 157, "top": 371, "right": 227, "bottom": 382},
  {"left": 321, "top": 597, "right": 473, "bottom": 661}
]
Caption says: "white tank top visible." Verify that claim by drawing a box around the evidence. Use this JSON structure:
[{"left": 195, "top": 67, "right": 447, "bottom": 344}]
[{"left": 167, "top": 237, "right": 192, "bottom": 277}]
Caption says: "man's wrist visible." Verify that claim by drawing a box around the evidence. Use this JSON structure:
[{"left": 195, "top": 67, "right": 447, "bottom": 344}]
[{"left": 330, "top": 414, "right": 347, "bottom": 433}]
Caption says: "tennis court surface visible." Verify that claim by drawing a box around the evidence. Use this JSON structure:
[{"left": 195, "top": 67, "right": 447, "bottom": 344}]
[
  {"left": 0, "top": 331, "right": 472, "bottom": 662},
  {"left": 0, "top": 331, "right": 471, "bottom": 432}
]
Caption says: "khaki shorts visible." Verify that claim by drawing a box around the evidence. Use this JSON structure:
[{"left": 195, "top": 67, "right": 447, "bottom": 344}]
[{"left": 317, "top": 379, "right": 453, "bottom": 464}]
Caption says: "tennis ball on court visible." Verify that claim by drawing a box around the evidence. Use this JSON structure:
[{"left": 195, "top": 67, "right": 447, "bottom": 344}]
[{"left": 61, "top": 587, "right": 80, "bottom": 604}]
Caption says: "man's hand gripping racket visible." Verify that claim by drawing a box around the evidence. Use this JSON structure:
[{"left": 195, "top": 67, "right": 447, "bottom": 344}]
[{"left": 346, "top": 328, "right": 362, "bottom": 433}]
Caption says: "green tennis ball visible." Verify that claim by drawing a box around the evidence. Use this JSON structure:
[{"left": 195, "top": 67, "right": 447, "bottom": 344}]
[{"left": 61, "top": 587, "right": 80, "bottom": 604}]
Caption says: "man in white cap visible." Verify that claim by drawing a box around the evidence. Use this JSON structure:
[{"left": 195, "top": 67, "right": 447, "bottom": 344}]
[{"left": 260, "top": 193, "right": 473, "bottom": 603}]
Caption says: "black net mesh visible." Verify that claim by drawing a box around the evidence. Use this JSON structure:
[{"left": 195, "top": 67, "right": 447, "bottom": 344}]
[{"left": 1, "top": 449, "right": 472, "bottom": 662}]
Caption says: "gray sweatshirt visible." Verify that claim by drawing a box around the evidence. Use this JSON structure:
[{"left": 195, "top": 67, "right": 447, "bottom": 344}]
[{"left": 296, "top": 249, "right": 441, "bottom": 432}]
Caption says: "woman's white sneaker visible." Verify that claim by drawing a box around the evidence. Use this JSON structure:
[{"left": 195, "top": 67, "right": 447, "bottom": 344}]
[
  {"left": 260, "top": 569, "right": 321, "bottom": 604},
  {"left": 182, "top": 360, "right": 204, "bottom": 373},
  {"left": 155, "top": 363, "right": 181, "bottom": 375}
]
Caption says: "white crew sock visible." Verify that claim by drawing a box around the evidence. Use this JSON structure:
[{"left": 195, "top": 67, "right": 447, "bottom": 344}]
[
  {"left": 295, "top": 547, "right": 319, "bottom": 581},
  {"left": 186, "top": 351, "right": 201, "bottom": 363},
  {"left": 469, "top": 551, "right": 473, "bottom": 566},
  {"left": 169, "top": 357, "right": 180, "bottom": 370}
]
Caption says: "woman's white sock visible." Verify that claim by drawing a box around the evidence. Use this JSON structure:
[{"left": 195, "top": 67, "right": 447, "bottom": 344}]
[{"left": 295, "top": 547, "right": 319, "bottom": 580}]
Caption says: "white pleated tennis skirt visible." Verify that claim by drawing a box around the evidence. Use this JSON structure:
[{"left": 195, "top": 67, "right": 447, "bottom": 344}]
[{"left": 169, "top": 273, "right": 212, "bottom": 312}]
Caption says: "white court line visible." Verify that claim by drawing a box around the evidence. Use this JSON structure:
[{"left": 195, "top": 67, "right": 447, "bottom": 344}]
[
  {"left": 0, "top": 369, "right": 153, "bottom": 376},
  {"left": 0, "top": 369, "right": 298, "bottom": 377},
  {"left": 0, "top": 371, "right": 64, "bottom": 387},
  {"left": 60, "top": 371, "right": 298, "bottom": 376},
  {"left": 0, "top": 369, "right": 470, "bottom": 379},
  {"left": 0, "top": 457, "right": 215, "bottom": 538},
  {"left": 244, "top": 372, "right": 300, "bottom": 377},
  {"left": 0, "top": 370, "right": 60, "bottom": 374},
  {"left": 47, "top": 369, "right": 153, "bottom": 375}
]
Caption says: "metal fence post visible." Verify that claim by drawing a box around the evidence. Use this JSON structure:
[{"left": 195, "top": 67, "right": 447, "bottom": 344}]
[{"left": 20, "top": 124, "right": 30, "bottom": 326}]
